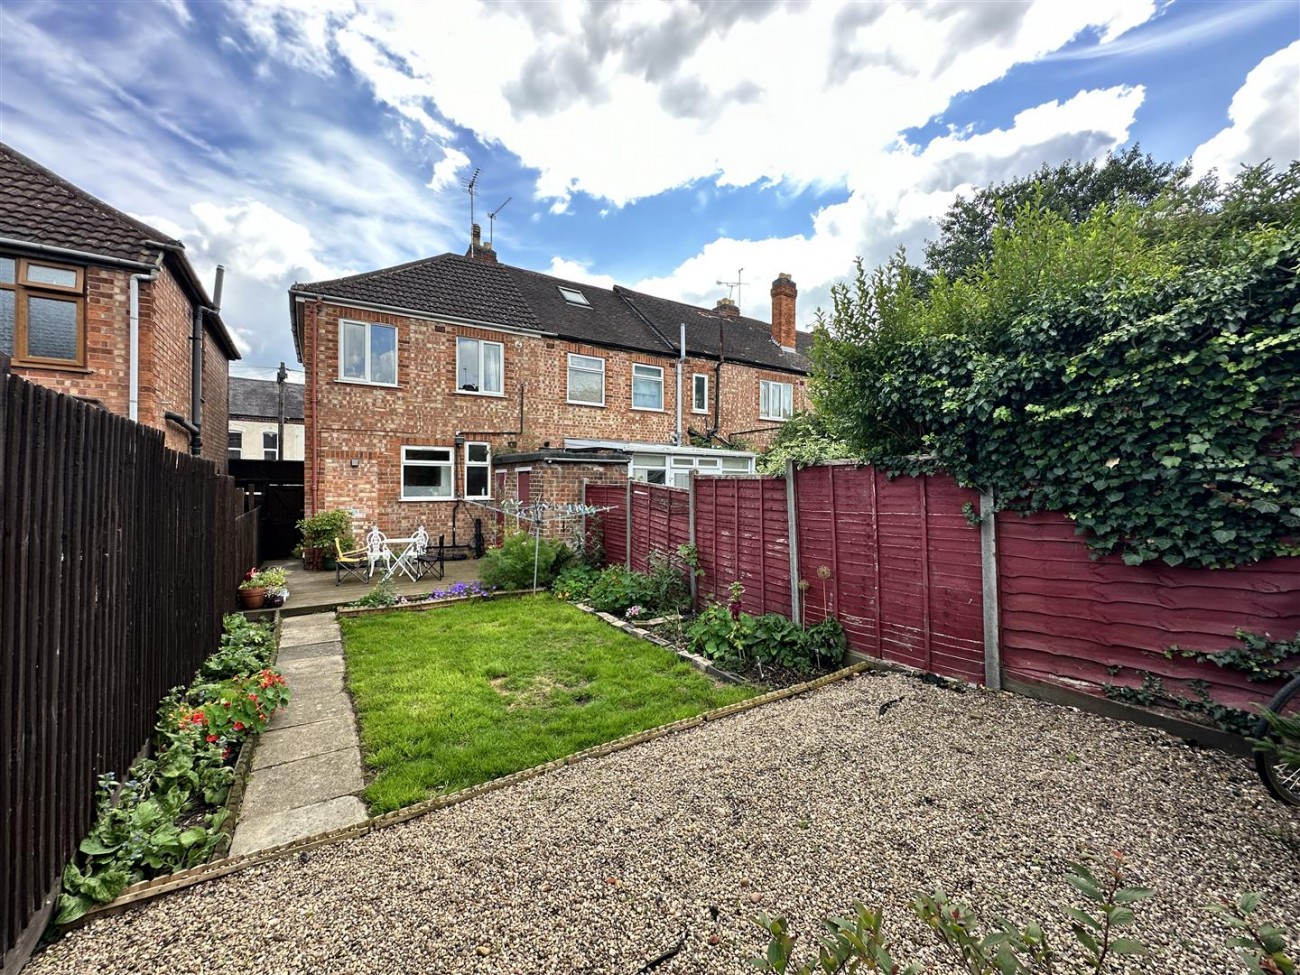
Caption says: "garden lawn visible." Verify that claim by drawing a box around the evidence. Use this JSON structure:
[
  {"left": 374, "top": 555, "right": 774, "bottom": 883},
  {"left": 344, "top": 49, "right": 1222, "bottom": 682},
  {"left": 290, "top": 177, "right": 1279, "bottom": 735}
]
[{"left": 341, "top": 595, "right": 756, "bottom": 812}]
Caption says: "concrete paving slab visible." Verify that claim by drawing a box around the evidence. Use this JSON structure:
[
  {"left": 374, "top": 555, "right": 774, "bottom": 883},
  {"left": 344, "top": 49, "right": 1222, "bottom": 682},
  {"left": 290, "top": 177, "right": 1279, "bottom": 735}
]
[
  {"left": 240, "top": 746, "right": 365, "bottom": 816},
  {"left": 279, "top": 622, "right": 341, "bottom": 648},
  {"left": 229, "top": 796, "right": 368, "bottom": 856},
  {"left": 271, "top": 698, "right": 352, "bottom": 730},
  {"left": 278, "top": 655, "right": 345, "bottom": 682},
  {"left": 276, "top": 641, "right": 343, "bottom": 663},
  {"left": 284, "top": 670, "right": 345, "bottom": 701},
  {"left": 253, "top": 714, "right": 358, "bottom": 770}
]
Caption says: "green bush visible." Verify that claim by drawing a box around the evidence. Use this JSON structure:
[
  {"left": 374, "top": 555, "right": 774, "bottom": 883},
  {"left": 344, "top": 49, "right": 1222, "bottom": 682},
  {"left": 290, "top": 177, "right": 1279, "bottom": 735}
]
[
  {"left": 480, "top": 532, "right": 576, "bottom": 590},
  {"left": 297, "top": 508, "right": 354, "bottom": 550},
  {"left": 551, "top": 565, "right": 599, "bottom": 602},
  {"left": 687, "top": 585, "right": 846, "bottom": 674}
]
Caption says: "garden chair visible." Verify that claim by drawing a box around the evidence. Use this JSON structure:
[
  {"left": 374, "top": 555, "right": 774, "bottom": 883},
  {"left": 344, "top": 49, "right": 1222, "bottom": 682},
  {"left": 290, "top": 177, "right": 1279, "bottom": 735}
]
[
  {"left": 364, "top": 526, "right": 395, "bottom": 578},
  {"left": 334, "top": 537, "right": 368, "bottom": 586},
  {"left": 414, "top": 532, "right": 445, "bottom": 582}
]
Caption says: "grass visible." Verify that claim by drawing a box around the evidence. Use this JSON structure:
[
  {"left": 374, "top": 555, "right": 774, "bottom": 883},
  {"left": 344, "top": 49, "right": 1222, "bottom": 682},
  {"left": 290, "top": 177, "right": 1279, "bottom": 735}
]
[{"left": 341, "top": 594, "right": 757, "bottom": 812}]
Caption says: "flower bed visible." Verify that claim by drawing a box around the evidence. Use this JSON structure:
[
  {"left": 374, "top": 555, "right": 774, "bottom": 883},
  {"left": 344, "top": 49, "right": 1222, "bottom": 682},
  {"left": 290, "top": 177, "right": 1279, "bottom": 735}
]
[
  {"left": 54, "top": 615, "right": 289, "bottom": 925},
  {"left": 340, "top": 579, "right": 497, "bottom": 615}
]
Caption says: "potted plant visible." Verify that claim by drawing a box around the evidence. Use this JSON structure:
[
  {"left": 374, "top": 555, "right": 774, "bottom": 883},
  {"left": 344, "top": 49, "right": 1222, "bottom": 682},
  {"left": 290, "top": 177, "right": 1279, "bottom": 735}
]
[
  {"left": 296, "top": 509, "right": 354, "bottom": 571},
  {"left": 238, "top": 566, "right": 288, "bottom": 610}
]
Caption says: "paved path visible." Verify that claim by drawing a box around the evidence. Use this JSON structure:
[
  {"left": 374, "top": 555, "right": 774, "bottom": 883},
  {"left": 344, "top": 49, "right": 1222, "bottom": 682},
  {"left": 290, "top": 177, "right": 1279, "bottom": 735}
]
[{"left": 229, "top": 612, "right": 368, "bottom": 855}]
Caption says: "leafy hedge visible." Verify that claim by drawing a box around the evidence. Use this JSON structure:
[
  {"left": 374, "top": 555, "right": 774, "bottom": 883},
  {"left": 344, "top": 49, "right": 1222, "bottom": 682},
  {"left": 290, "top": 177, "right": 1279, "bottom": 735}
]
[{"left": 811, "top": 165, "right": 1300, "bottom": 568}]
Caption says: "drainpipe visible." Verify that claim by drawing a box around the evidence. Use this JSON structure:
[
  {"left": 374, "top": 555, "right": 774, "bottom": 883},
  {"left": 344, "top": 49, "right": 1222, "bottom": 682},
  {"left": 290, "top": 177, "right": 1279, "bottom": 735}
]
[
  {"left": 128, "top": 259, "right": 162, "bottom": 421},
  {"left": 675, "top": 323, "right": 685, "bottom": 445},
  {"left": 186, "top": 265, "right": 224, "bottom": 457}
]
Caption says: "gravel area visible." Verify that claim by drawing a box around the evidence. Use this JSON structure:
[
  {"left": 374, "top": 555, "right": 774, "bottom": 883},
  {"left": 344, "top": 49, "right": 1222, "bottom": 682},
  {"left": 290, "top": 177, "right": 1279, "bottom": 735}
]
[{"left": 30, "top": 671, "right": 1299, "bottom": 974}]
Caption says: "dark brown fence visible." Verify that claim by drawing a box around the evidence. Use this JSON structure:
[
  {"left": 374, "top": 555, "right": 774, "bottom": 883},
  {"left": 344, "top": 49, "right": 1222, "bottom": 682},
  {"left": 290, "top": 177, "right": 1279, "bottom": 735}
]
[{"left": 2, "top": 358, "right": 256, "bottom": 967}]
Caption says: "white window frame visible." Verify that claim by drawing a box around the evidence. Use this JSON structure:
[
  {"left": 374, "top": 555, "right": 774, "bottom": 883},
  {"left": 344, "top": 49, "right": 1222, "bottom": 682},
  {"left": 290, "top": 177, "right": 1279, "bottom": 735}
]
[
  {"left": 400, "top": 446, "right": 455, "bottom": 501},
  {"left": 631, "top": 363, "right": 664, "bottom": 411},
  {"left": 227, "top": 430, "right": 242, "bottom": 461},
  {"left": 262, "top": 431, "right": 279, "bottom": 461},
  {"left": 759, "top": 379, "right": 794, "bottom": 421},
  {"left": 691, "top": 373, "right": 709, "bottom": 414},
  {"left": 338, "top": 319, "right": 398, "bottom": 386},
  {"left": 456, "top": 336, "right": 505, "bottom": 396},
  {"left": 464, "top": 441, "right": 491, "bottom": 499},
  {"left": 566, "top": 353, "right": 606, "bottom": 406}
]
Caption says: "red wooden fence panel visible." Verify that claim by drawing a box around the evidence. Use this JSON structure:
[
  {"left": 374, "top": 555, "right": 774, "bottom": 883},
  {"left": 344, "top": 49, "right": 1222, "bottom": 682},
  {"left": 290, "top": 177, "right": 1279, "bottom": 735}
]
[
  {"left": 584, "top": 483, "right": 627, "bottom": 567},
  {"left": 794, "top": 465, "right": 985, "bottom": 684},
  {"left": 997, "top": 512, "right": 1300, "bottom": 707},
  {"left": 693, "top": 476, "right": 791, "bottom": 616},
  {"left": 627, "top": 482, "right": 691, "bottom": 573}
]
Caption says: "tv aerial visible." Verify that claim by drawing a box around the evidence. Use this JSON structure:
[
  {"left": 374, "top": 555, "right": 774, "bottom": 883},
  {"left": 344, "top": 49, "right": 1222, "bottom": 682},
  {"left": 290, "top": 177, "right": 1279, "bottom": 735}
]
[
  {"left": 488, "top": 197, "right": 512, "bottom": 247},
  {"left": 716, "top": 267, "right": 745, "bottom": 309},
  {"left": 462, "top": 167, "right": 481, "bottom": 228}
]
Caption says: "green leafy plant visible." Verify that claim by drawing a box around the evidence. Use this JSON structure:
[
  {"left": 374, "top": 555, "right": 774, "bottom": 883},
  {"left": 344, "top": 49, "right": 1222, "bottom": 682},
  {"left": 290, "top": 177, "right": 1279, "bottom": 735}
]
[
  {"left": 688, "top": 585, "right": 846, "bottom": 676},
  {"left": 479, "top": 531, "right": 576, "bottom": 590},
  {"left": 297, "top": 508, "right": 354, "bottom": 550},
  {"left": 552, "top": 564, "right": 600, "bottom": 602},
  {"left": 354, "top": 576, "right": 400, "bottom": 608},
  {"left": 239, "top": 565, "right": 287, "bottom": 590},
  {"left": 1212, "top": 892, "right": 1297, "bottom": 975}
]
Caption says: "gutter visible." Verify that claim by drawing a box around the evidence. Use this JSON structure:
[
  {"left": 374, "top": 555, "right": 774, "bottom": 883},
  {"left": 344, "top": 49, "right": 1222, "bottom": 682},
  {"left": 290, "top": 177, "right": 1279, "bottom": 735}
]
[
  {"left": 0, "top": 237, "right": 156, "bottom": 271},
  {"left": 290, "top": 291, "right": 554, "bottom": 341}
]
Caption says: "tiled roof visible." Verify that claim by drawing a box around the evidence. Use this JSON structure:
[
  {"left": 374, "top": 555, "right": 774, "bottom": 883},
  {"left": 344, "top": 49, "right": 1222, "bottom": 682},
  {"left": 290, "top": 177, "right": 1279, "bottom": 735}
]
[
  {"left": 0, "top": 142, "right": 178, "bottom": 265},
  {"left": 229, "top": 376, "right": 304, "bottom": 420},
  {"left": 294, "top": 253, "right": 809, "bottom": 374},
  {"left": 0, "top": 142, "right": 240, "bottom": 360}
]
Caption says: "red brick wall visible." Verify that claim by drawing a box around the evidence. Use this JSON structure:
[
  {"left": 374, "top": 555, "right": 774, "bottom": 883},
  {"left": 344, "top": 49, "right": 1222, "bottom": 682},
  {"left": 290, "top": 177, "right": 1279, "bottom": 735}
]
[
  {"left": 489, "top": 458, "right": 627, "bottom": 542},
  {"left": 303, "top": 300, "right": 809, "bottom": 538},
  {"left": 10, "top": 261, "right": 229, "bottom": 468}
]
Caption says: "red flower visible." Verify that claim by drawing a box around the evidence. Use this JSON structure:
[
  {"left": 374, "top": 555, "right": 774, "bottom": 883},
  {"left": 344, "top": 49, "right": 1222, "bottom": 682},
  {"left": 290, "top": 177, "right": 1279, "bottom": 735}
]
[
  {"left": 233, "top": 721, "right": 245, "bottom": 731},
  {"left": 206, "top": 734, "right": 218, "bottom": 743}
]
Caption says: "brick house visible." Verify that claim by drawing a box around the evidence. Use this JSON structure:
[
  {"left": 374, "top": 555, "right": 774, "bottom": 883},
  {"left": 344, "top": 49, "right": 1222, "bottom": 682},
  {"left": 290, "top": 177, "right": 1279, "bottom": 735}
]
[
  {"left": 0, "top": 143, "right": 239, "bottom": 467},
  {"left": 290, "top": 228, "right": 811, "bottom": 542},
  {"left": 228, "top": 376, "right": 305, "bottom": 461}
]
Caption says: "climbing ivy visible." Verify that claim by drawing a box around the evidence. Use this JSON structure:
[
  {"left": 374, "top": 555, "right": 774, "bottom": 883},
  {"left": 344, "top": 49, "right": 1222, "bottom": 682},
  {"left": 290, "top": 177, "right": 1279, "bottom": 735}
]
[{"left": 811, "top": 163, "right": 1300, "bottom": 568}]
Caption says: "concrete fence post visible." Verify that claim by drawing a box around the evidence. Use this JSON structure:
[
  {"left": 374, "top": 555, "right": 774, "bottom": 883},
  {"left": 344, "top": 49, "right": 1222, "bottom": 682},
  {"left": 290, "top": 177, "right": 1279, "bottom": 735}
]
[
  {"left": 786, "top": 460, "right": 802, "bottom": 626},
  {"left": 980, "top": 490, "right": 1002, "bottom": 690}
]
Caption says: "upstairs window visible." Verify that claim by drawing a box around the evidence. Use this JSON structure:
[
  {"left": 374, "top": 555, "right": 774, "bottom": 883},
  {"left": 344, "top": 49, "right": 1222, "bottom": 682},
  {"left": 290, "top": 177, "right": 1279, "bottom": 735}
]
[
  {"left": 759, "top": 380, "right": 793, "bottom": 421},
  {"left": 0, "top": 255, "right": 85, "bottom": 367},
  {"left": 339, "top": 320, "right": 397, "bottom": 385},
  {"left": 456, "top": 337, "right": 503, "bottom": 394},
  {"left": 632, "top": 363, "right": 664, "bottom": 411},
  {"left": 558, "top": 286, "right": 590, "bottom": 306},
  {"left": 263, "top": 431, "right": 279, "bottom": 461},
  {"left": 692, "top": 373, "right": 709, "bottom": 413},
  {"left": 567, "top": 353, "right": 605, "bottom": 406},
  {"left": 228, "top": 431, "right": 242, "bottom": 460}
]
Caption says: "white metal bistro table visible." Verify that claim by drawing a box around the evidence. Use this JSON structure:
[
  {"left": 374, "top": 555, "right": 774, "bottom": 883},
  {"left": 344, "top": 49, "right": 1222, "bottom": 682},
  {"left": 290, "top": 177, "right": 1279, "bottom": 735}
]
[{"left": 381, "top": 537, "right": 422, "bottom": 582}]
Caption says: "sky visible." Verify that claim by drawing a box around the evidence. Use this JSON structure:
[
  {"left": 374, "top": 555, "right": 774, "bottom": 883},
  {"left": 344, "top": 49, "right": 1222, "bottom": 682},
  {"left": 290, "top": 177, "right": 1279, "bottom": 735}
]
[{"left": 0, "top": 0, "right": 1297, "bottom": 381}]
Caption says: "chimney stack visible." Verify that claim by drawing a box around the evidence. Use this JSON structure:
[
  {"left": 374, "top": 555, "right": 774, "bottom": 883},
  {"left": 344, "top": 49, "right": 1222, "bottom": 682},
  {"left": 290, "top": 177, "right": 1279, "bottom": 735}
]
[
  {"left": 466, "top": 223, "right": 498, "bottom": 263},
  {"left": 770, "top": 273, "right": 796, "bottom": 350},
  {"left": 713, "top": 296, "right": 740, "bottom": 318}
]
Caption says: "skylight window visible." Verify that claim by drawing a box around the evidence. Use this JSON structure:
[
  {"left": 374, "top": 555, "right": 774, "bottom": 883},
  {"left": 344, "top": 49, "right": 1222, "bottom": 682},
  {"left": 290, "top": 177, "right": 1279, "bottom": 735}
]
[{"left": 558, "top": 286, "right": 590, "bottom": 306}]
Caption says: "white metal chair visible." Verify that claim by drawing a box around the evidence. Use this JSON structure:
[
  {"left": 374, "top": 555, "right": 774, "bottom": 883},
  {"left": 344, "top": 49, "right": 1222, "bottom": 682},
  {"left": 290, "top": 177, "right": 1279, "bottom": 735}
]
[{"left": 363, "top": 526, "right": 394, "bottom": 577}]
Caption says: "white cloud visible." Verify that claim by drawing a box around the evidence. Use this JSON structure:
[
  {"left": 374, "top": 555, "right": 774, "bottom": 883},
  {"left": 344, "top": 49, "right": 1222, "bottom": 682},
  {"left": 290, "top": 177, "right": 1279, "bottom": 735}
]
[
  {"left": 1191, "top": 41, "right": 1300, "bottom": 180},
  {"left": 428, "top": 146, "right": 469, "bottom": 191},
  {"left": 545, "top": 258, "right": 617, "bottom": 290}
]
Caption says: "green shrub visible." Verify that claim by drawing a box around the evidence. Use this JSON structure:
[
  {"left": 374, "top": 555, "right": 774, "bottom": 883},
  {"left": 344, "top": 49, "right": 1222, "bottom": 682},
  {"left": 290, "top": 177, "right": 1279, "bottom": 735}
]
[
  {"left": 353, "top": 577, "right": 399, "bottom": 608},
  {"left": 297, "top": 508, "right": 354, "bottom": 550},
  {"left": 687, "top": 585, "right": 846, "bottom": 674},
  {"left": 480, "top": 532, "right": 576, "bottom": 590},
  {"left": 588, "top": 565, "right": 641, "bottom": 616},
  {"left": 551, "top": 565, "right": 599, "bottom": 602}
]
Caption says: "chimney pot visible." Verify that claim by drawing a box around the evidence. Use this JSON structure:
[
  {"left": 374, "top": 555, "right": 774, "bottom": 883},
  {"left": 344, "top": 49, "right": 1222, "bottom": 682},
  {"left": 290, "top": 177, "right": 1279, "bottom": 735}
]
[
  {"left": 713, "top": 296, "right": 740, "bottom": 318},
  {"left": 466, "top": 223, "right": 498, "bottom": 263},
  {"left": 770, "top": 273, "right": 797, "bottom": 351}
]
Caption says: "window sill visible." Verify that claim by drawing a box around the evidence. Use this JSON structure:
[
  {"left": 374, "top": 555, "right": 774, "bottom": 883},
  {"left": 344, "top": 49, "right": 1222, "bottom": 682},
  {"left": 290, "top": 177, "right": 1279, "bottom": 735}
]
[
  {"left": 10, "top": 360, "right": 92, "bottom": 374},
  {"left": 454, "top": 389, "right": 507, "bottom": 398},
  {"left": 566, "top": 399, "right": 606, "bottom": 408},
  {"left": 758, "top": 416, "right": 790, "bottom": 423},
  {"left": 631, "top": 406, "right": 665, "bottom": 413},
  {"left": 399, "top": 496, "right": 457, "bottom": 503},
  {"left": 336, "top": 378, "right": 400, "bottom": 389},
  {"left": 690, "top": 409, "right": 709, "bottom": 415}
]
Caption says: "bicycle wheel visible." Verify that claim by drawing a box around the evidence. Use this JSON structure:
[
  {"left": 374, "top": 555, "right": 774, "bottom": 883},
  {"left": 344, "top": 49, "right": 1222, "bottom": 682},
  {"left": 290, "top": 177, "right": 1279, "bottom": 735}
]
[{"left": 1254, "top": 675, "right": 1300, "bottom": 805}]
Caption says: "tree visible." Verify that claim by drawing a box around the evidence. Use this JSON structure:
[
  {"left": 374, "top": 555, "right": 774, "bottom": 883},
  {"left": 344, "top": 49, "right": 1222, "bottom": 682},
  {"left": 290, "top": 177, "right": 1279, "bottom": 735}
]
[{"left": 923, "top": 145, "right": 1192, "bottom": 280}]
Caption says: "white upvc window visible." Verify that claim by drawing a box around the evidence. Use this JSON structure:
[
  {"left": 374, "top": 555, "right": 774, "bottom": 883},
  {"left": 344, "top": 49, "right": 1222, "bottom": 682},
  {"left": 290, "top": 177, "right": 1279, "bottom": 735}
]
[
  {"left": 759, "top": 379, "right": 794, "bottom": 421},
  {"left": 456, "top": 337, "right": 504, "bottom": 395},
  {"left": 465, "top": 442, "right": 491, "bottom": 498},
  {"left": 227, "top": 431, "right": 242, "bottom": 460},
  {"left": 567, "top": 353, "right": 605, "bottom": 406},
  {"left": 692, "top": 373, "right": 709, "bottom": 413},
  {"left": 262, "top": 432, "right": 279, "bottom": 461},
  {"left": 632, "top": 363, "right": 664, "bottom": 411},
  {"left": 631, "top": 453, "right": 667, "bottom": 484},
  {"left": 401, "top": 446, "right": 454, "bottom": 500},
  {"left": 339, "top": 319, "right": 397, "bottom": 385}
]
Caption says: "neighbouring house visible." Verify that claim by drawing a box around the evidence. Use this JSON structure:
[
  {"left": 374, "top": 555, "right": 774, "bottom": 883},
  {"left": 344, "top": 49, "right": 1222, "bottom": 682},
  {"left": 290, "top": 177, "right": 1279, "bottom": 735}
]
[
  {"left": 228, "top": 376, "right": 305, "bottom": 461},
  {"left": 0, "top": 142, "right": 240, "bottom": 468},
  {"left": 290, "top": 226, "right": 812, "bottom": 542}
]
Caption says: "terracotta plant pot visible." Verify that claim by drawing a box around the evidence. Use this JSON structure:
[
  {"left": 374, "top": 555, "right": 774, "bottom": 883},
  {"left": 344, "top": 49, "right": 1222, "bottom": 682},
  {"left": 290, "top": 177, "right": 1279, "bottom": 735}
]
[{"left": 239, "top": 586, "right": 268, "bottom": 610}]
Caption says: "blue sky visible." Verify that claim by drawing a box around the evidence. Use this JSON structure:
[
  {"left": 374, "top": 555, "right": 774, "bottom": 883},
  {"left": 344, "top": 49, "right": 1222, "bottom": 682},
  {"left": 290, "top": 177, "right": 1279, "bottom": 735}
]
[{"left": 0, "top": 0, "right": 1296, "bottom": 380}]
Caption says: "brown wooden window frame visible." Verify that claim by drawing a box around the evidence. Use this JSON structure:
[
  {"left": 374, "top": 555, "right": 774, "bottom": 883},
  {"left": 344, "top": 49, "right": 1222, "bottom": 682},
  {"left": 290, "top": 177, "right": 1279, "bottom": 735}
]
[{"left": 0, "top": 254, "right": 87, "bottom": 368}]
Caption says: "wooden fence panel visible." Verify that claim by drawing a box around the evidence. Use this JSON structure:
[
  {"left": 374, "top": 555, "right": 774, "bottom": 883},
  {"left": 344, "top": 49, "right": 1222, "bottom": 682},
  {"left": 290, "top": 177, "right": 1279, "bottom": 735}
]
[
  {"left": 627, "top": 483, "right": 691, "bottom": 574},
  {"left": 584, "top": 483, "right": 627, "bottom": 568},
  {"left": 693, "top": 476, "right": 791, "bottom": 616},
  {"left": 2, "top": 361, "right": 256, "bottom": 966},
  {"left": 794, "top": 465, "right": 985, "bottom": 684},
  {"left": 997, "top": 511, "right": 1300, "bottom": 707}
]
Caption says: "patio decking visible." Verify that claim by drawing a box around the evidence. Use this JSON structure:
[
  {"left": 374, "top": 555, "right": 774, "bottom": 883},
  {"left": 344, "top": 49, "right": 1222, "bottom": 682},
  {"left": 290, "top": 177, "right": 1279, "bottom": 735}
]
[{"left": 256, "top": 554, "right": 486, "bottom": 616}]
